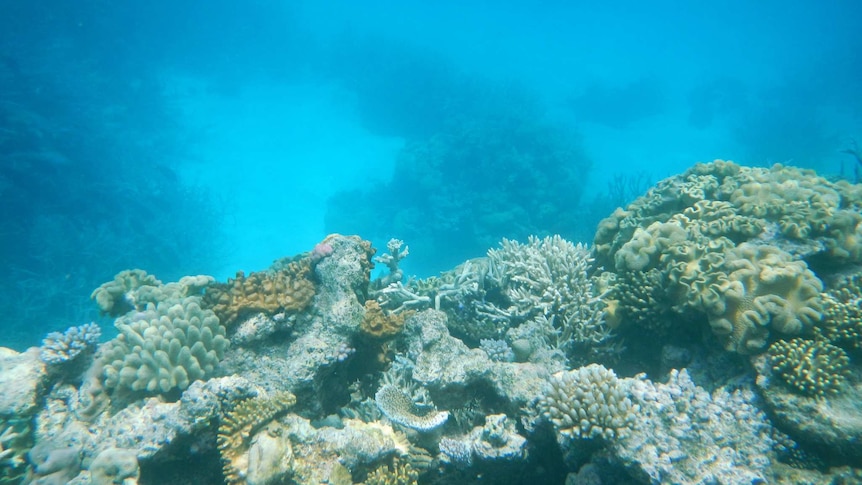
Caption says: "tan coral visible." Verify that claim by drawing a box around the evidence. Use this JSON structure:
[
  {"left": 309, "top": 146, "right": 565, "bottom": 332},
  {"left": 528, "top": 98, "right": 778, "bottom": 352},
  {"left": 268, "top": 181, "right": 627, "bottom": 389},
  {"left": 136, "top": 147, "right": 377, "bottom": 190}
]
[
  {"left": 361, "top": 300, "right": 408, "bottom": 339},
  {"left": 204, "top": 258, "right": 315, "bottom": 327},
  {"left": 217, "top": 391, "right": 297, "bottom": 484},
  {"left": 709, "top": 244, "right": 824, "bottom": 353}
]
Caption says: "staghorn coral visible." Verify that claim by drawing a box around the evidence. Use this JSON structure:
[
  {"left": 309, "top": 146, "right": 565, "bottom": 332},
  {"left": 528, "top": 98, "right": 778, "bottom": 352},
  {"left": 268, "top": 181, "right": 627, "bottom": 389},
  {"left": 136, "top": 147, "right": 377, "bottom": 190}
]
[
  {"left": 217, "top": 390, "right": 297, "bottom": 484},
  {"left": 536, "top": 363, "right": 637, "bottom": 442},
  {"left": 768, "top": 338, "right": 851, "bottom": 397},
  {"left": 485, "top": 235, "right": 611, "bottom": 352},
  {"left": 102, "top": 296, "right": 229, "bottom": 394},
  {"left": 203, "top": 257, "right": 315, "bottom": 327},
  {"left": 361, "top": 300, "right": 409, "bottom": 339},
  {"left": 374, "top": 384, "right": 449, "bottom": 432},
  {"left": 39, "top": 322, "right": 101, "bottom": 366}
]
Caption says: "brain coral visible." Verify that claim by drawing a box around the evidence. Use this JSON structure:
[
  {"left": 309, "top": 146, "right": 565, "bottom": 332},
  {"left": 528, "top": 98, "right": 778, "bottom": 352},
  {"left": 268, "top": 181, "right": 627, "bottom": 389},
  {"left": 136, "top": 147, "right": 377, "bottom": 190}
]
[
  {"left": 595, "top": 160, "right": 848, "bottom": 353},
  {"left": 102, "top": 296, "right": 229, "bottom": 394}
]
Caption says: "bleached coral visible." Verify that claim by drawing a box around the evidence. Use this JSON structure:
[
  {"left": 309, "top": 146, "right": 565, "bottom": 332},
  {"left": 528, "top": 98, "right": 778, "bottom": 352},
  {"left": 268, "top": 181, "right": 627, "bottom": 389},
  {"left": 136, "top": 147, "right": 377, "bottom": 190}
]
[{"left": 488, "top": 235, "right": 611, "bottom": 350}]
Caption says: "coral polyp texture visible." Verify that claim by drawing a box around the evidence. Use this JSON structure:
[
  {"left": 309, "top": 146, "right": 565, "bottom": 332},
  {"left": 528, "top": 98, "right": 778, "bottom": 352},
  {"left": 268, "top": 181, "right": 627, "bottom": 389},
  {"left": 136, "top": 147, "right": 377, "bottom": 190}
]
[
  {"left": 536, "top": 363, "right": 636, "bottom": 442},
  {"left": 768, "top": 338, "right": 851, "bottom": 397},
  {"left": 594, "top": 160, "right": 854, "bottom": 353},
  {"left": 102, "top": 295, "right": 229, "bottom": 394},
  {"left": 203, "top": 257, "right": 316, "bottom": 327},
  {"left": 39, "top": 322, "right": 101, "bottom": 365},
  {"left": 375, "top": 384, "right": 449, "bottom": 432},
  {"left": 217, "top": 390, "right": 297, "bottom": 484}
]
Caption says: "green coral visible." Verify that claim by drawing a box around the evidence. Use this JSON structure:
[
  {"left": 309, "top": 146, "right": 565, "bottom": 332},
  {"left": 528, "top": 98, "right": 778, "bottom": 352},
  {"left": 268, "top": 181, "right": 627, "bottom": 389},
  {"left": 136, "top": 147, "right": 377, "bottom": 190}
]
[
  {"left": 102, "top": 295, "right": 228, "bottom": 394},
  {"left": 595, "top": 160, "right": 844, "bottom": 353},
  {"left": 768, "top": 338, "right": 851, "bottom": 397}
]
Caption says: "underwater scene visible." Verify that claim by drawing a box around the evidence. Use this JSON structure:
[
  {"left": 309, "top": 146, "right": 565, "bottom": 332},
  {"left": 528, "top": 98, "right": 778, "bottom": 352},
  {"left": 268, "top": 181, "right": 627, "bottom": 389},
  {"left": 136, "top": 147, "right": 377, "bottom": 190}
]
[{"left": 2, "top": 1, "right": 862, "bottom": 484}]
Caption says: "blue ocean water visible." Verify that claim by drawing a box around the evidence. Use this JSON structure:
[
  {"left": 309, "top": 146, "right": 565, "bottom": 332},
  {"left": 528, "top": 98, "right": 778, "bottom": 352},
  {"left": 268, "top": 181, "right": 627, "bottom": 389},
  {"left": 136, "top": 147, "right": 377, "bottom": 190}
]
[
  {"left": 1, "top": 4, "right": 861, "bottom": 481},
  {"left": 2, "top": 0, "right": 859, "bottom": 346}
]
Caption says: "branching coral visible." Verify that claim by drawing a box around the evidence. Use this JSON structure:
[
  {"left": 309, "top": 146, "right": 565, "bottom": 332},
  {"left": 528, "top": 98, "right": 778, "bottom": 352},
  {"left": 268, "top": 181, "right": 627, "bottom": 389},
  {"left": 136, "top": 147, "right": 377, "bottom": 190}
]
[
  {"left": 768, "top": 338, "right": 851, "bottom": 397},
  {"left": 536, "top": 364, "right": 637, "bottom": 442},
  {"left": 39, "top": 322, "right": 101, "bottom": 365}
]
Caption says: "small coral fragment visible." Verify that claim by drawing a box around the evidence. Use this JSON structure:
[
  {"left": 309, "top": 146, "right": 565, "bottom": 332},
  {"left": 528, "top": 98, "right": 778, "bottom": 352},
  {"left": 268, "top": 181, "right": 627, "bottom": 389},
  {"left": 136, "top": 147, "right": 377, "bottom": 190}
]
[{"left": 374, "top": 385, "right": 448, "bottom": 432}]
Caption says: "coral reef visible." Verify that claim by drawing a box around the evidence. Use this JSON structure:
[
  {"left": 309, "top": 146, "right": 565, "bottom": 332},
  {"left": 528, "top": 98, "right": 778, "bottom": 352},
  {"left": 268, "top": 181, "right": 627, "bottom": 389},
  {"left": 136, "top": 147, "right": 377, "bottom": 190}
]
[
  {"left": 374, "top": 385, "right": 449, "bottom": 432},
  {"left": 614, "top": 369, "right": 775, "bottom": 484},
  {"left": 361, "top": 300, "right": 409, "bottom": 339},
  {"left": 88, "top": 447, "right": 139, "bottom": 485},
  {"left": 364, "top": 458, "right": 419, "bottom": 485},
  {"left": 39, "top": 323, "right": 101, "bottom": 366},
  {"left": 595, "top": 160, "right": 845, "bottom": 353},
  {"left": 203, "top": 258, "right": 316, "bottom": 328},
  {"left": 768, "top": 338, "right": 851, "bottom": 397},
  {"left": 536, "top": 364, "right": 637, "bottom": 442},
  {"left": 101, "top": 295, "right": 229, "bottom": 394},
  {"left": 91, "top": 269, "right": 162, "bottom": 317},
  {"left": 217, "top": 391, "right": 297, "bottom": 484}
]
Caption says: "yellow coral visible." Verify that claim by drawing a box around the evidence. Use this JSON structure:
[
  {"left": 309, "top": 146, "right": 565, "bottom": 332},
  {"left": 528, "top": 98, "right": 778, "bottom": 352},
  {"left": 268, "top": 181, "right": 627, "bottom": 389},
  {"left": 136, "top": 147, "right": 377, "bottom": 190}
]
[{"left": 364, "top": 458, "right": 419, "bottom": 485}]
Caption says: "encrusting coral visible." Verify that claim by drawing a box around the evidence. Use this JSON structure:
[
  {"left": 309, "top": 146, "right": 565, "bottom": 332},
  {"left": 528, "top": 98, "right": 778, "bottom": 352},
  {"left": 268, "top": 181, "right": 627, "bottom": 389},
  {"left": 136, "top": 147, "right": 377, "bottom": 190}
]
[
  {"left": 217, "top": 390, "right": 297, "bottom": 484},
  {"left": 361, "top": 300, "right": 409, "bottom": 339},
  {"left": 768, "top": 338, "right": 851, "bottom": 397},
  {"left": 203, "top": 258, "right": 316, "bottom": 327}
]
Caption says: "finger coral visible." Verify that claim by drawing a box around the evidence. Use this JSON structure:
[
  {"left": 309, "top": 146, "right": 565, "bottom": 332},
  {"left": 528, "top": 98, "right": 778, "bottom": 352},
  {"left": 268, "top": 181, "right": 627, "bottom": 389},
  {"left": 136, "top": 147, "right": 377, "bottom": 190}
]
[{"left": 102, "top": 296, "right": 229, "bottom": 394}]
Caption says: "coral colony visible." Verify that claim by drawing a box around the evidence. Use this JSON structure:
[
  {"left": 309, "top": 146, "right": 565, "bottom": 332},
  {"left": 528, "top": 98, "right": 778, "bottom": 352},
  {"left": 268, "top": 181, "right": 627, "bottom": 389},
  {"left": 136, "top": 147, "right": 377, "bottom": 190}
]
[{"left": 2, "top": 161, "right": 862, "bottom": 484}]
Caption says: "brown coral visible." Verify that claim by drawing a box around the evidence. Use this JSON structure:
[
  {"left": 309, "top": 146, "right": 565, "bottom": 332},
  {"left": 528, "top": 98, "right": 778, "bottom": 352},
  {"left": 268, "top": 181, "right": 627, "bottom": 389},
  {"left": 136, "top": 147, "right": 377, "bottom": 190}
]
[
  {"left": 361, "top": 300, "right": 408, "bottom": 339},
  {"left": 204, "top": 258, "right": 315, "bottom": 327}
]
